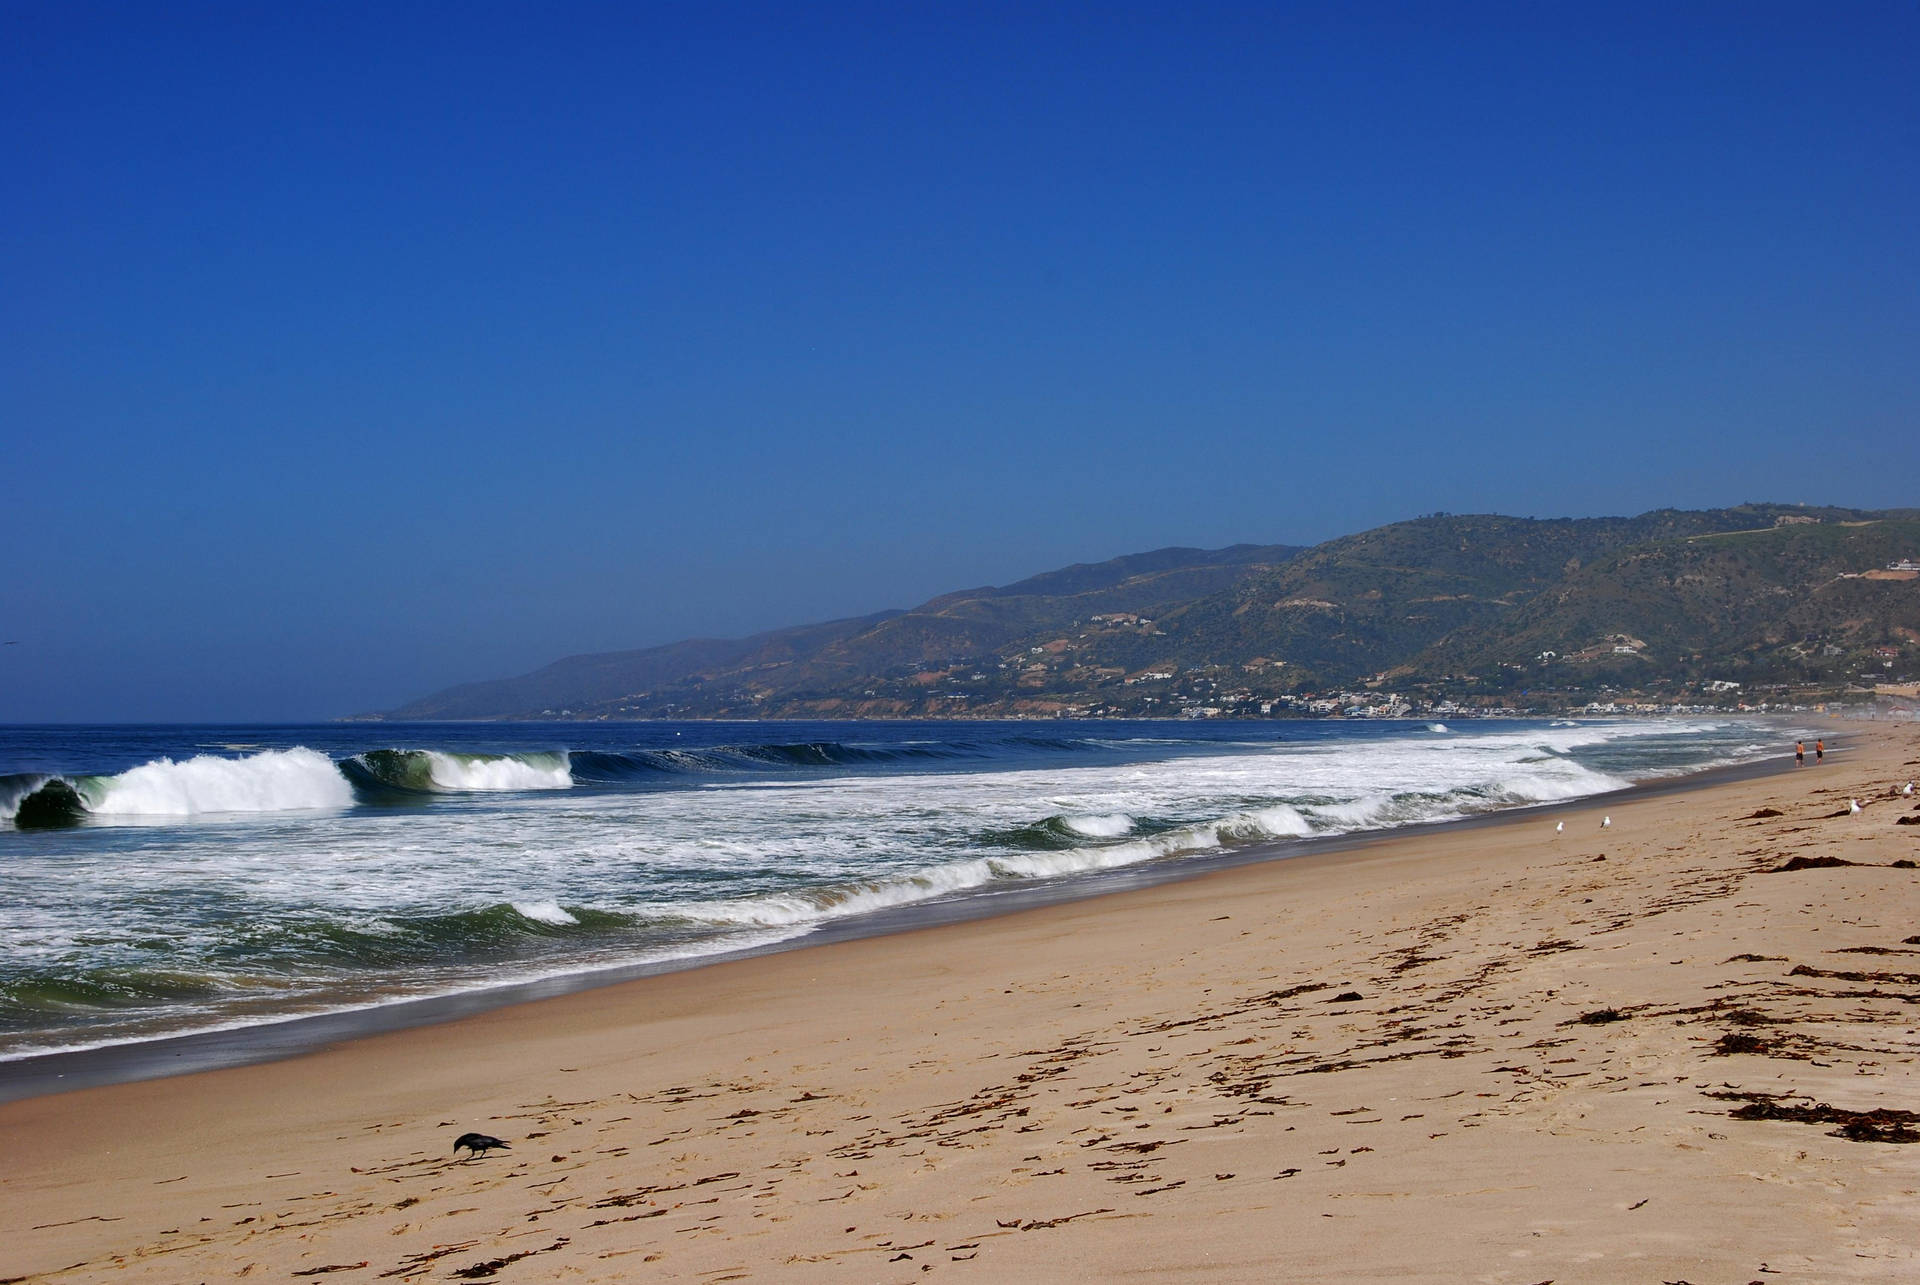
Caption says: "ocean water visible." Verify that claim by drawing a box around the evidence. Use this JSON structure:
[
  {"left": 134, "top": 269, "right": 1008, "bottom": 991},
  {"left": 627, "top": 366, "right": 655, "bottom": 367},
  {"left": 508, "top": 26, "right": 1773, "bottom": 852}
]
[{"left": 0, "top": 718, "right": 1785, "bottom": 1060}]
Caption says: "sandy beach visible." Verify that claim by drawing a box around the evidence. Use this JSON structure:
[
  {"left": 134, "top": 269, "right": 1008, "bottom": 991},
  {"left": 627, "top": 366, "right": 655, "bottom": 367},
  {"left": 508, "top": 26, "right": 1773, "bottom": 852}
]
[{"left": 4, "top": 723, "right": 1916, "bottom": 1283}]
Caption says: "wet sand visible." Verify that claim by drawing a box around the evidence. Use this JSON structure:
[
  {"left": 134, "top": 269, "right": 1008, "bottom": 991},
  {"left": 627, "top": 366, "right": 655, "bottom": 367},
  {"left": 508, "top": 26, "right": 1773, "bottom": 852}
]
[{"left": 4, "top": 723, "right": 1916, "bottom": 1281}]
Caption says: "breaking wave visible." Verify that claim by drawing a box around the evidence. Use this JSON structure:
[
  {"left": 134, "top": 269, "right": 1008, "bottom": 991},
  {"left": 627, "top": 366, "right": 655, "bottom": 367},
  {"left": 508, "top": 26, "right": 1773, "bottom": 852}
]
[
  {"left": 510, "top": 899, "right": 580, "bottom": 926},
  {"left": 88, "top": 747, "right": 355, "bottom": 816},
  {"left": 9, "top": 749, "right": 357, "bottom": 826},
  {"left": 862, "top": 755, "right": 1641, "bottom": 927},
  {"left": 345, "top": 749, "right": 572, "bottom": 793},
  {"left": 1, "top": 716, "right": 1785, "bottom": 1059},
  {"left": 983, "top": 812, "right": 1139, "bottom": 850},
  {"left": 0, "top": 773, "right": 51, "bottom": 821},
  {"left": 7, "top": 733, "right": 1147, "bottom": 829},
  {"left": 667, "top": 801, "right": 1321, "bottom": 932},
  {"left": 9, "top": 747, "right": 588, "bottom": 827},
  {"left": 568, "top": 736, "right": 1098, "bottom": 781},
  {"left": 1062, "top": 813, "right": 1133, "bottom": 837}
]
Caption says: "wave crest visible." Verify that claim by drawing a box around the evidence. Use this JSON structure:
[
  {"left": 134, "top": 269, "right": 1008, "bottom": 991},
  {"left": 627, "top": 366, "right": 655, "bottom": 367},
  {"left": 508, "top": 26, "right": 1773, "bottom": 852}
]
[
  {"left": 346, "top": 749, "right": 572, "bottom": 792},
  {"left": 86, "top": 748, "right": 354, "bottom": 818},
  {"left": 510, "top": 899, "right": 580, "bottom": 926},
  {"left": 1062, "top": 813, "right": 1134, "bottom": 838}
]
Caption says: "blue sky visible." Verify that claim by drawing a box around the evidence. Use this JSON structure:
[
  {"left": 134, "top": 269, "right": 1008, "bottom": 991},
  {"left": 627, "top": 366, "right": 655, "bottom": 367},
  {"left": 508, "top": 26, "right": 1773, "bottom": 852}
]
[{"left": 4, "top": 2, "right": 1916, "bottom": 721}]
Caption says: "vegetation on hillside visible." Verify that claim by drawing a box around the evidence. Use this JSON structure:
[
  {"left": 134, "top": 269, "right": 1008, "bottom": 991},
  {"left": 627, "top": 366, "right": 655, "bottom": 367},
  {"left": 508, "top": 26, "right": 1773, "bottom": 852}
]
[{"left": 370, "top": 507, "right": 1920, "bottom": 720}]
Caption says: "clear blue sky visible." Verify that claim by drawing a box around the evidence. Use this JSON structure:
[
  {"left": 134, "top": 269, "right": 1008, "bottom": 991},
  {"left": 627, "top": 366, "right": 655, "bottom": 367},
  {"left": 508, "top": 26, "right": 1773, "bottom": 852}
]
[{"left": 4, "top": 2, "right": 1915, "bottom": 722}]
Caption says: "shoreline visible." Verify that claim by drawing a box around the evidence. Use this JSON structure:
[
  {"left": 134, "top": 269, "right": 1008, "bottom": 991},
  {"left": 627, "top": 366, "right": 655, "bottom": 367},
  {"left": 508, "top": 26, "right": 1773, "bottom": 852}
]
[
  {"left": 3, "top": 723, "right": 1912, "bottom": 1280},
  {"left": 0, "top": 750, "right": 1794, "bottom": 1105}
]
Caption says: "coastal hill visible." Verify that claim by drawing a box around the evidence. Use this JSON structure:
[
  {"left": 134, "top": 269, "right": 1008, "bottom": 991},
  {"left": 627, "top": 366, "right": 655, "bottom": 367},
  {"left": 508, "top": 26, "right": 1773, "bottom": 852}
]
[
  {"left": 375, "top": 543, "right": 1303, "bottom": 720},
  {"left": 370, "top": 505, "right": 1920, "bottom": 719}
]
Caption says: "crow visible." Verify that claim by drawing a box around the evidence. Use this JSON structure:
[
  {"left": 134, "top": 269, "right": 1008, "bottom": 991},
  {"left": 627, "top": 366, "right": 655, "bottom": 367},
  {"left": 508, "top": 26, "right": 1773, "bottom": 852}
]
[{"left": 453, "top": 1132, "right": 511, "bottom": 1157}]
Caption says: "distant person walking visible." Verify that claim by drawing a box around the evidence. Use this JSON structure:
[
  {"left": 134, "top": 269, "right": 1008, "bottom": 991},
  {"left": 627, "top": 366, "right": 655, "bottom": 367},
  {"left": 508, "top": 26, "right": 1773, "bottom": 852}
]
[
  {"left": 1816, "top": 738, "right": 1825, "bottom": 764},
  {"left": 1796, "top": 741, "right": 1805, "bottom": 766}
]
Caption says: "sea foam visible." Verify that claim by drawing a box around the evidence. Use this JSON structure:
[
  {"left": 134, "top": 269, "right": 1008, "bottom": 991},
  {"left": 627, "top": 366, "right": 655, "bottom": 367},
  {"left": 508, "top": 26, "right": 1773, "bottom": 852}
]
[
  {"left": 0, "top": 716, "right": 1786, "bottom": 1061},
  {"left": 422, "top": 751, "right": 572, "bottom": 791},
  {"left": 510, "top": 900, "right": 580, "bottom": 926},
  {"left": 85, "top": 748, "right": 354, "bottom": 817},
  {"left": 1062, "top": 813, "right": 1134, "bottom": 837}
]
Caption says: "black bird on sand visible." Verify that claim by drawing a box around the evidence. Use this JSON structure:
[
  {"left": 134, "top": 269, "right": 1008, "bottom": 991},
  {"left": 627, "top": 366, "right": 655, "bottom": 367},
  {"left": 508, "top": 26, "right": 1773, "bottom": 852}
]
[{"left": 453, "top": 1132, "right": 511, "bottom": 1157}]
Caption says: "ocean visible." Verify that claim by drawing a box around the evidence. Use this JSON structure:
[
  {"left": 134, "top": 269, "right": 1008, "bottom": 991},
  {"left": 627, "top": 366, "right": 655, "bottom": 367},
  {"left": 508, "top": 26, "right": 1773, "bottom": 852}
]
[{"left": 0, "top": 717, "right": 1787, "bottom": 1064}]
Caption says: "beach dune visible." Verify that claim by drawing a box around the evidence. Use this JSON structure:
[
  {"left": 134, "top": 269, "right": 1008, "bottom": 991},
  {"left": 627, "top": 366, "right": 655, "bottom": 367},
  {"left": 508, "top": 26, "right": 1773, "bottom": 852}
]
[{"left": 4, "top": 725, "right": 1917, "bottom": 1281}]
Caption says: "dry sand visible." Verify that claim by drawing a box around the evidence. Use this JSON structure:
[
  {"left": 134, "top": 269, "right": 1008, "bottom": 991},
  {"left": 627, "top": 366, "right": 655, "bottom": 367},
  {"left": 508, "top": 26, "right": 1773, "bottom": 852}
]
[{"left": 4, "top": 724, "right": 1918, "bottom": 1283}]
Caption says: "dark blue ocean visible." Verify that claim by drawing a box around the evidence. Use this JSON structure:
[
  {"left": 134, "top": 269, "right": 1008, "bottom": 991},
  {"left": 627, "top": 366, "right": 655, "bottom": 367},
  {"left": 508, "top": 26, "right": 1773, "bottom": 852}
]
[{"left": 0, "top": 717, "right": 1786, "bottom": 1059}]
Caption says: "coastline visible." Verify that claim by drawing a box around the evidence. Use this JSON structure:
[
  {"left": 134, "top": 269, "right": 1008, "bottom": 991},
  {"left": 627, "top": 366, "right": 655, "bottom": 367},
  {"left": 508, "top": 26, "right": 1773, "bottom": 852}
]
[
  {"left": 4, "top": 723, "right": 1913, "bottom": 1281},
  {"left": 0, "top": 749, "right": 1792, "bottom": 1104}
]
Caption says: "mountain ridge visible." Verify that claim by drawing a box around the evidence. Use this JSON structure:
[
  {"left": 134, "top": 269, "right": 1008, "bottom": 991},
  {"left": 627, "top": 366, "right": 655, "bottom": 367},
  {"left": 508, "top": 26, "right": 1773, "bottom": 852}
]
[{"left": 366, "top": 506, "right": 1920, "bottom": 720}]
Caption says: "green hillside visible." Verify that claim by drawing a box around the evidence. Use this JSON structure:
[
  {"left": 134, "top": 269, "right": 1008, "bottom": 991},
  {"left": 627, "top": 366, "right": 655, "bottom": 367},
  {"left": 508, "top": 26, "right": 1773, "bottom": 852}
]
[{"left": 1413, "top": 518, "right": 1920, "bottom": 691}]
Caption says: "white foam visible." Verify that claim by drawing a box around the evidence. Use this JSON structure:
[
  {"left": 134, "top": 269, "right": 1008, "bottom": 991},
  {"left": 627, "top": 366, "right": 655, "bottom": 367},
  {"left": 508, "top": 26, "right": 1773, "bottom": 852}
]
[
  {"left": 2, "top": 716, "right": 1792, "bottom": 1062},
  {"left": 511, "top": 900, "right": 579, "bottom": 926},
  {"left": 1232, "top": 803, "right": 1313, "bottom": 837},
  {"left": 1303, "top": 794, "right": 1398, "bottom": 828},
  {"left": 424, "top": 752, "right": 572, "bottom": 791},
  {"left": 86, "top": 749, "right": 354, "bottom": 817},
  {"left": 675, "top": 859, "right": 1001, "bottom": 928},
  {"left": 665, "top": 824, "right": 1247, "bottom": 931},
  {"left": 1063, "top": 813, "right": 1133, "bottom": 838},
  {"left": 1487, "top": 763, "right": 1630, "bottom": 802},
  {"left": 993, "top": 821, "right": 1224, "bottom": 878},
  {"left": 1427, "top": 722, "right": 1450, "bottom": 733}
]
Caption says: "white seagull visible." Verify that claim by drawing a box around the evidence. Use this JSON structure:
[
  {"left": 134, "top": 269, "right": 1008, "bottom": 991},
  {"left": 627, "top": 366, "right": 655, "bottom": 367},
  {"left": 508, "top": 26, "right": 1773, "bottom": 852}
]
[
  {"left": 1554, "top": 821, "right": 1564, "bottom": 836},
  {"left": 1903, "top": 781, "right": 1914, "bottom": 796},
  {"left": 1601, "top": 815, "right": 1612, "bottom": 828},
  {"left": 1849, "top": 798, "right": 1863, "bottom": 815}
]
